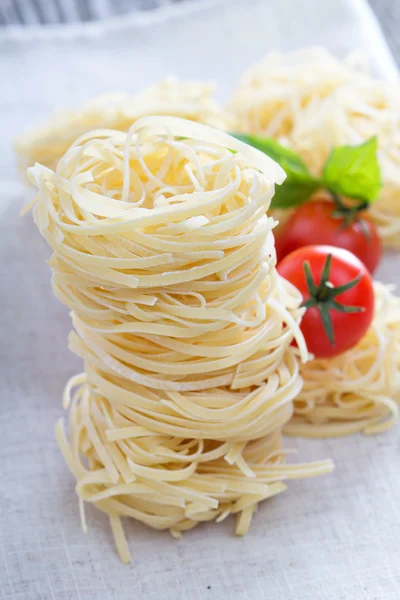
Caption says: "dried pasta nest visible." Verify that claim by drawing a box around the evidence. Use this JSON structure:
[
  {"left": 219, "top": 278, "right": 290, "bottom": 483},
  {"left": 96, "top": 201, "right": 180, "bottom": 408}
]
[
  {"left": 16, "top": 77, "right": 234, "bottom": 173},
  {"left": 229, "top": 48, "right": 400, "bottom": 247},
  {"left": 27, "top": 117, "right": 332, "bottom": 562},
  {"left": 286, "top": 283, "right": 400, "bottom": 437}
]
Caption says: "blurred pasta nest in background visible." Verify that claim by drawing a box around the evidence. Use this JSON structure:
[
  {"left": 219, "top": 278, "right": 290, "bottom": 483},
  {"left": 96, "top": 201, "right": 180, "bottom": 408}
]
[
  {"left": 28, "top": 118, "right": 332, "bottom": 562},
  {"left": 229, "top": 48, "right": 400, "bottom": 246},
  {"left": 16, "top": 78, "right": 233, "bottom": 173}
]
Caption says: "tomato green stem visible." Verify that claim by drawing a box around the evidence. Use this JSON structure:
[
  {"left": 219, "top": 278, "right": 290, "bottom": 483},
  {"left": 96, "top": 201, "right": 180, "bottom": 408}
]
[
  {"left": 330, "top": 192, "right": 369, "bottom": 214},
  {"left": 301, "top": 254, "right": 364, "bottom": 346},
  {"left": 330, "top": 193, "right": 371, "bottom": 239}
]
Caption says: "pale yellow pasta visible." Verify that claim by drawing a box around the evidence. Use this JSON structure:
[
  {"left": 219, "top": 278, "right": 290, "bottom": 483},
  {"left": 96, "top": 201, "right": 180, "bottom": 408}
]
[
  {"left": 27, "top": 117, "right": 332, "bottom": 563},
  {"left": 16, "top": 77, "right": 233, "bottom": 173},
  {"left": 286, "top": 283, "right": 400, "bottom": 437},
  {"left": 229, "top": 48, "right": 400, "bottom": 246}
]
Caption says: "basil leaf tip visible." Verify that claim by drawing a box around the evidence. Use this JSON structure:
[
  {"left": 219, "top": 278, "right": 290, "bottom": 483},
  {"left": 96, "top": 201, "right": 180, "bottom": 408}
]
[{"left": 323, "top": 137, "right": 381, "bottom": 203}]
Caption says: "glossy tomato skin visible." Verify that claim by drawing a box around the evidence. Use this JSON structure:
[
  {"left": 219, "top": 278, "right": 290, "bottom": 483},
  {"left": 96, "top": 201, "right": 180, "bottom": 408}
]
[
  {"left": 277, "top": 245, "right": 375, "bottom": 359},
  {"left": 276, "top": 201, "right": 382, "bottom": 274}
]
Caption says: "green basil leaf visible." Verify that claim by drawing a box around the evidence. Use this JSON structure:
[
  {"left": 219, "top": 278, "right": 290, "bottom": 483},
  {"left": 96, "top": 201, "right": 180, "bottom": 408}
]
[
  {"left": 271, "top": 172, "right": 320, "bottom": 209},
  {"left": 322, "top": 137, "right": 381, "bottom": 203},
  {"left": 232, "top": 133, "right": 310, "bottom": 175},
  {"left": 232, "top": 133, "right": 320, "bottom": 208}
]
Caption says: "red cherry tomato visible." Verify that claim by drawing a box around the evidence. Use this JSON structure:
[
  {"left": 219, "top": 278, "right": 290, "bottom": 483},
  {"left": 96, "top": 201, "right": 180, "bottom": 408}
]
[
  {"left": 275, "top": 200, "right": 382, "bottom": 274},
  {"left": 277, "top": 245, "right": 375, "bottom": 358}
]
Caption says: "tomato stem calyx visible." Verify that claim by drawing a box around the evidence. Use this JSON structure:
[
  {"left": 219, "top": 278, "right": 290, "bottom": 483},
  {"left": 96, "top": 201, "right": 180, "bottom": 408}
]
[
  {"left": 330, "top": 193, "right": 370, "bottom": 240},
  {"left": 301, "top": 254, "right": 365, "bottom": 346}
]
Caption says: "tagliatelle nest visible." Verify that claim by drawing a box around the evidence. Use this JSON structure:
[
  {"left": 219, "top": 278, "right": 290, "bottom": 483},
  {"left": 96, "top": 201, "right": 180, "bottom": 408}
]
[
  {"left": 285, "top": 283, "right": 400, "bottom": 437},
  {"left": 15, "top": 77, "right": 234, "bottom": 173},
  {"left": 229, "top": 48, "right": 400, "bottom": 247},
  {"left": 27, "top": 117, "right": 333, "bottom": 563}
]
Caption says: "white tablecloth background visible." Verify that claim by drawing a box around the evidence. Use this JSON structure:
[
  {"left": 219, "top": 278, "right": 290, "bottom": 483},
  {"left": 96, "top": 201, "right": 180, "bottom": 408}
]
[{"left": 1, "top": 1, "right": 399, "bottom": 598}]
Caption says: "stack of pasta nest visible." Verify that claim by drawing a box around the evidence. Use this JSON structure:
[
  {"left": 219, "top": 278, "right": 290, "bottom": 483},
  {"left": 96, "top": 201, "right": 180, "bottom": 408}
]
[{"left": 27, "top": 117, "right": 332, "bottom": 562}]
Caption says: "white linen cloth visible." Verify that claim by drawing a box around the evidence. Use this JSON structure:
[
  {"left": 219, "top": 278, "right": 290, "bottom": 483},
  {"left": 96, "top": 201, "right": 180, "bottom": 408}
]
[{"left": 0, "top": 1, "right": 399, "bottom": 598}]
